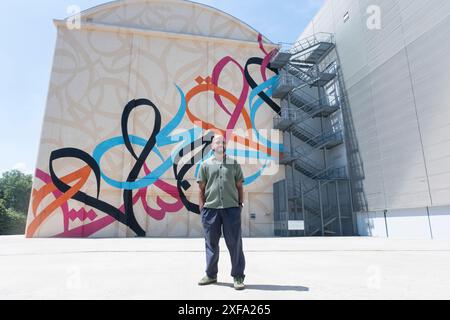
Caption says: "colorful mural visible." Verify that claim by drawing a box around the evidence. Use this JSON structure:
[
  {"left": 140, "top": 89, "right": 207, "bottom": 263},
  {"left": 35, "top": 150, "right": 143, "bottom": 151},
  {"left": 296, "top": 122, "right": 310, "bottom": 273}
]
[{"left": 26, "top": 0, "right": 284, "bottom": 238}]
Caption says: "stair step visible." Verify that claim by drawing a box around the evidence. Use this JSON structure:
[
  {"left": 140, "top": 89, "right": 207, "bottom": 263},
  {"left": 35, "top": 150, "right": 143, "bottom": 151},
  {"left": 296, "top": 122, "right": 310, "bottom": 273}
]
[
  {"left": 271, "top": 51, "right": 293, "bottom": 69},
  {"left": 294, "top": 42, "right": 335, "bottom": 64}
]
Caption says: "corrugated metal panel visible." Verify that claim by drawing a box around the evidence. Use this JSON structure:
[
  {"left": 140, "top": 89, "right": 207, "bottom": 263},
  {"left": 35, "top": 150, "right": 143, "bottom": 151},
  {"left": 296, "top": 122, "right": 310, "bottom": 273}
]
[
  {"left": 369, "top": 50, "right": 430, "bottom": 209},
  {"left": 406, "top": 17, "right": 450, "bottom": 206},
  {"left": 332, "top": 0, "right": 369, "bottom": 88},
  {"left": 398, "top": 0, "right": 450, "bottom": 46},
  {"left": 298, "top": 0, "right": 449, "bottom": 216},
  {"left": 313, "top": 0, "right": 335, "bottom": 34},
  {"left": 360, "top": 0, "right": 405, "bottom": 72},
  {"left": 346, "top": 75, "right": 386, "bottom": 210}
]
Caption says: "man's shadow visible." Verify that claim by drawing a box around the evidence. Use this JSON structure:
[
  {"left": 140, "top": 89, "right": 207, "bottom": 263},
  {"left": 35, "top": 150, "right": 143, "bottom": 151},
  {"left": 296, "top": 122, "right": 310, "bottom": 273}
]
[{"left": 215, "top": 282, "right": 309, "bottom": 292}]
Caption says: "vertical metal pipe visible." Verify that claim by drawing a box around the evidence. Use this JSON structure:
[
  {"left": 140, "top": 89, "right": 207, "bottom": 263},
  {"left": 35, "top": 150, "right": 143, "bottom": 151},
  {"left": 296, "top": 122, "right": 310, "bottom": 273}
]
[
  {"left": 284, "top": 179, "right": 290, "bottom": 237},
  {"left": 299, "top": 175, "right": 306, "bottom": 237},
  {"left": 348, "top": 179, "right": 357, "bottom": 236},
  {"left": 319, "top": 181, "right": 324, "bottom": 236},
  {"left": 336, "top": 181, "right": 343, "bottom": 236},
  {"left": 288, "top": 106, "right": 296, "bottom": 237}
]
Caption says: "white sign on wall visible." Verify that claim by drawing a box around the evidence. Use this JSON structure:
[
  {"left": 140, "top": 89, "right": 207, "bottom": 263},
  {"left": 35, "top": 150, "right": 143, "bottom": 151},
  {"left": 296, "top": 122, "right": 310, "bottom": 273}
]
[{"left": 288, "top": 221, "right": 305, "bottom": 231}]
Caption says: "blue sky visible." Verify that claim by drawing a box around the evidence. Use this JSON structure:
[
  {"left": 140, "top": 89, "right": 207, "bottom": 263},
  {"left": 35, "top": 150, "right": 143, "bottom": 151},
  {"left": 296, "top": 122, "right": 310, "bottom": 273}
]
[{"left": 0, "top": 0, "right": 324, "bottom": 175}]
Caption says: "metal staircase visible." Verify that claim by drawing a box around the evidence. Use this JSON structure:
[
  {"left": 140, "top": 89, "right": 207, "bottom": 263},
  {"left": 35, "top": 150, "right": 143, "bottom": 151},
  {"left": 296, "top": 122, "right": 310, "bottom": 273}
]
[
  {"left": 271, "top": 32, "right": 354, "bottom": 237},
  {"left": 290, "top": 91, "right": 340, "bottom": 117},
  {"left": 280, "top": 142, "right": 347, "bottom": 180},
  {"left": 276, "top": 120, "right": 344, "bottom": 150},
  {"left": 288, "top": 64, "right": 337, "bottom": 87},
  {"left": 287, "top": 181, "right": 342, "bottom": 236},
  {"left": 270, "top": 33, "right": 336, "bottom": 68}
]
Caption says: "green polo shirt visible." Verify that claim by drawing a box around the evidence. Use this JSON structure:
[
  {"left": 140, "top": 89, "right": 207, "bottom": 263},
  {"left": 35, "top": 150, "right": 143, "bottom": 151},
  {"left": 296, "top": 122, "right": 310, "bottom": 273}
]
[{"left": 197, "top": 156, "right": 244, "bottom": 209}]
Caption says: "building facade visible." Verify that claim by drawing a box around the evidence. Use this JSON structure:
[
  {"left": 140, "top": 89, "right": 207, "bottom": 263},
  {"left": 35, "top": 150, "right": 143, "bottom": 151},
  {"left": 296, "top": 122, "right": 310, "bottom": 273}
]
[
  {"left": 298, "top": 0, "right": 450, "bottom": 239},
  {"left": 27, "top": 0, "right": 450, "bottom": 239}
]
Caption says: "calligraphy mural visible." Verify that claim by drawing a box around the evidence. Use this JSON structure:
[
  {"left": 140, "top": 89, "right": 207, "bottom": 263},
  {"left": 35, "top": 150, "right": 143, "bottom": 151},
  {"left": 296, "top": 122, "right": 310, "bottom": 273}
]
[{"left": 26, "top": 0, "right": 284, "bottom": 238}]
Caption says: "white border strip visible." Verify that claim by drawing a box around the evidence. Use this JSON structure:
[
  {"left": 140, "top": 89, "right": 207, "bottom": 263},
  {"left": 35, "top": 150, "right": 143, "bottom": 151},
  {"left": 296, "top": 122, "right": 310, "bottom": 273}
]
[{"left": 54, "top": 19, "right": 278, "bottom": 48}]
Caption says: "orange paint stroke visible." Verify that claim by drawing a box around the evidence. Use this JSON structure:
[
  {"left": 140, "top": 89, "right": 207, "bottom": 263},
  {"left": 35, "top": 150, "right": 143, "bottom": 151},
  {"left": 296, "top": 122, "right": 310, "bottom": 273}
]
[
  {"left": 26, "top": 166, "right": 91, "bottom": 238},
  {"left": 185, "top": 82, "right": 278, "bottom": 158}
]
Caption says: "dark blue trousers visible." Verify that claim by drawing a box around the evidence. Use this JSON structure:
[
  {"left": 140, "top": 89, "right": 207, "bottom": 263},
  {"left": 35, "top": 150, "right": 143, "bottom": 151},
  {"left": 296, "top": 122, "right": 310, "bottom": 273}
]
[{"left": 201, "top": 207, "right": 246, "bottom": 279}]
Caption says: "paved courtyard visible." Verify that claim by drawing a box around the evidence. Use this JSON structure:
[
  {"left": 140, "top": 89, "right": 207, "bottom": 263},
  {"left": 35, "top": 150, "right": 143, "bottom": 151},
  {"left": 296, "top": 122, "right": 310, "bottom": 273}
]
[{"left": 1, "top": 236, "right": 450, "bottom": 300}]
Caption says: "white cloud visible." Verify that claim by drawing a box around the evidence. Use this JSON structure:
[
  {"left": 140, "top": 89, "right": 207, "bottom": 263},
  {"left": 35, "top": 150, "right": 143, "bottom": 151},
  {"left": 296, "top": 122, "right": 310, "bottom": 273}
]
[{"left": 11, "top": 162, "right": 33, "bottom": 175}]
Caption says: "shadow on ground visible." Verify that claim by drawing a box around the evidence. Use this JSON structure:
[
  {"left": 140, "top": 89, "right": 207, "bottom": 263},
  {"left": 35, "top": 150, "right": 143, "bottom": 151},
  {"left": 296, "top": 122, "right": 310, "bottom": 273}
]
[{"left": 215, "top": 282, "right": 309, "bottom": 292}]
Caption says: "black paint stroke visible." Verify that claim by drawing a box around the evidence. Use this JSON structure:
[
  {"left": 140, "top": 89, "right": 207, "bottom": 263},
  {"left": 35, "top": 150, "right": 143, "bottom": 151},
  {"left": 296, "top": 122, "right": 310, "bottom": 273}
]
[
  {"left": 49, "top": 148, "right": 143, "bottom": 235},
  {"left": 47, "top": 53, "right": 279, "bottom": 235},
  {"left": 244, "top": 57, "right": 281, "bottom": 114},
  {"left": 121, "top": 98, "right": 162, "bottom": 237},
  {"left": 173, "top": 132, "right": 214, "bottom": 215}
]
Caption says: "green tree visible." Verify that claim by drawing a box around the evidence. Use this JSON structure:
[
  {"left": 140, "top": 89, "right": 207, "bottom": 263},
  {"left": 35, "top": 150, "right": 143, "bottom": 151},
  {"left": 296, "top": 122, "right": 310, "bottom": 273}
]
[
  {"left": 0, "top": 200, "right": 27, "bottom": 235},
  {"left": 0, "top": 170, "right": 33, "bottom": 214},
  {"left": 0, "top": 170, "right": 32, "bottom": 235}
]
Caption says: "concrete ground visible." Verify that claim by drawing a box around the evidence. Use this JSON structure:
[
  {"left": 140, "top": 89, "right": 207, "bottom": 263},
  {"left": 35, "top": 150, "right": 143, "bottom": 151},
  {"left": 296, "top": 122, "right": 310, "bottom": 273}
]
[{"left": 1, "top": 236, "right": 450, "bottom": 300}]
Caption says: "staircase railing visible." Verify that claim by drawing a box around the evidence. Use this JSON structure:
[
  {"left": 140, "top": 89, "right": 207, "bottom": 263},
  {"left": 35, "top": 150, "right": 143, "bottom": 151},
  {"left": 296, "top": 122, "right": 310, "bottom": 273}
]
[
  {"left": 291, "top": 125, "right": 343, "bottom": 150},
  {"left": 290, "top": 92, "right": 339, "bottom": 113},
  {"left": 285, "top": 64, "right": 321, "bottom": 85},
  {"left": 311, "top": 165, "right": 347, "bottom": 180},
  {"left": 275, "top": 96, "right": 339, "bottom": 126},
  {"left": 272, "top": 32, "right": 352, "bottom": 237},
  {"left": 275, "top": 33, "right": 335, "bottom": 56}
]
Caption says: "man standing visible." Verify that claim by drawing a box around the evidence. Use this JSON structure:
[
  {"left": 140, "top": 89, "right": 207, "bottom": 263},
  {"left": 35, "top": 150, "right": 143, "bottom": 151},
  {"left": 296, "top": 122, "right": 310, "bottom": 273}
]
[{"left": 197, "top": 134, "right": 246, "bottom": 290}]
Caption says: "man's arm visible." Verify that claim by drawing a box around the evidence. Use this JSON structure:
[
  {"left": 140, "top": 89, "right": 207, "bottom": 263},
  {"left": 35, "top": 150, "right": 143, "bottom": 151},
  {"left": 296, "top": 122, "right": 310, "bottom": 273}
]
[
  {"left": 236, "top": 163, "right": 245, "bottom": 207},
  {"left": 199, "top": 182, "right": 206, "bottom": 212},
  {"left": 236, "top": 180, "right": 244, "bottom": 207},
  {"left": 197, "top": 163, "right": 207, "bottom": 212}
]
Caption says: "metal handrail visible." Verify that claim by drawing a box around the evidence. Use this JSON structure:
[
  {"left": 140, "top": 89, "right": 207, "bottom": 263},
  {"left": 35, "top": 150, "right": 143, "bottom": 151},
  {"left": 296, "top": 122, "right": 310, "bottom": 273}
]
[
  {"left": 302, "top": 180, "right": 334, "bottom": 197},
  {"left": 312, "top": 165, "right": 347, "bottom": 180},
  {"left": 287, "top": 187, "right": 335, "bottom": 218},
  {"left": 287, "top": 181, "right": 341, "bottom": 221},
  {"left": 275, "top": 95, "right": 340, "bottom": 124},
  {"left": 288, "top": 164, "right": 347, "bottom": 195},
  {"left": 274, "top": 118, "right": 344, "bottom": 151},
  {"left": 294, "top": 144, "right": 317, "bottom": 160},
  {"left": 295, "top": 127, "right": 343, "bottom": 149},
  {"left": 286, "top": 64, "right": 319, "bottom": 84},
  {"left": 295, "top": 157, "right": 323, "bottom": 173},
  {"left": 291, "top": 92, "right": 339, "bottom": 110},
  {"left": 275, "top": 33, "right": 335, "bottom": 55},
  {"left": 290, "top": 85, "right": 323, "bottom": 104},
  {"left": 319, "top": 130, "right": 343, "bottom": 143},
  {"left": 291, "top": 127, "right": 324, "bottom": 148},
  {"left": 294, "top": 121, "right": 322, "bottom": 137},
  {"left": 280, "top": 68, "right": 314, "bottom": 85},
  {"left": 287, "top": 182, "right": 320, "bottom": 203},
  {"left": 274, "top": 72, "right": 305, "bottom": 89},
  {"left": 309, "top": 216, "right": 338, "bottom": 236}
]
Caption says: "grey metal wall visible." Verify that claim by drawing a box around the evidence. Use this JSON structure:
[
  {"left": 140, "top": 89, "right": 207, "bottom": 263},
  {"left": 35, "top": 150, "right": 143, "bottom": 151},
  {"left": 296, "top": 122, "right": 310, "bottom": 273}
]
[{"left": 298, "top": 0, "right": 450, "bottom": 238}]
